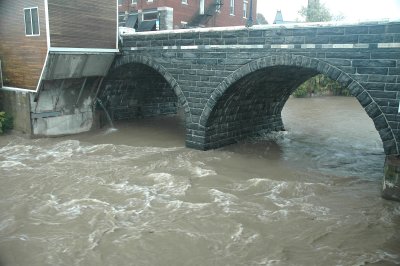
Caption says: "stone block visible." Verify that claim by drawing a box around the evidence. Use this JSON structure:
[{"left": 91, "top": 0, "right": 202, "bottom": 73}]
[
  {"left": 222, "top": 30, "right": 249, "bottom": 38},
  {"left": 373, "top": 114, "right": 389, "bottom": 130},
  {"left": 176, "top": 39, "right": 195, "bottom": 46},
  {"left": 326, "top": 51, "right": 370, "bottom": 59},
  {"left": 249, "top": 30, "right": 263, "bottom": 37},
  {"left": 365, "top": 102, "right": 382, "bottom": 119},
  {"left": 305, "top": 35, "right": 330, "bottom": 44},
  {"left": 385, "top": 83, "right": 400, "bottom": 92},
  {"left": 323, "top": 58, "right": 352, "bottom": 67},
  {"left": 384, "top": 106, "right": 399, "bottom": 114},
  {"left": 199, "top": 31, "right": 222, "bottom": 39},
  {"left": 265, "top": 37, "right": 285, "bottom": 44},
  {"left": 348, "top": 81, "right": 364, "bottom": 96},
  {"left": 368, "top": 75, "right": 397, "bottom": 83},
  {"left": 329, "top": 35, "right": 359, "bottom": 43},
  {"left": 353, "top": 59, "right": 396, "bottom": 68},
  {"left": 162, "top": 39, "right": 176, "bottom": 46},
  {"left": 361, "top": 82, "right": 386, "bottom": 91},
  {"left": 357, "top": 67, "right": 388, "bottom": 75},
  {"left": 356, "top": 91, "right": 373, "bottom": 107},
  {"left": 369, "top": 90, "right": 397, "bottom": 99},
  {"left": 337, "top": 73, "right": 352, "bottom": 87},
  {"left": 345, "top": 26, "right": 369, "bottom": 34},
  {"left": 359, "top": 34, "right": 393, "bottom": 43},
  {"left": 389, "top": 68, "right": 400, "bottom": 75},
  {"left": 224, "top": 38, "right": 238, "bottom": 45},
  {"left": 371, "top": 52, "right": 400, "bottom": 60},
  {"left": 369, "top": 25, "right": 386, "bottom": 34},
  {"left": 387, "top": 24, "right": 400, "bottom": 34},
  {"left": 336, "top": 66, "right": 356, "bottom": 74},
  {"left": 292, "top": 28, "right": 316, "bottom": 36},
  {"left": 317, "top": 27, "right": 345, "bottom": 35},
  {"left": 284, "top": 36, "right": 305, "bottom": 44}
]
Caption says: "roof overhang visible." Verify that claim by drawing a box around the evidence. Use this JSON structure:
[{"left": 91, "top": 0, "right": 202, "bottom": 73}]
[{"left": 41, "top": 51, "right": 116, "bottom": 80}]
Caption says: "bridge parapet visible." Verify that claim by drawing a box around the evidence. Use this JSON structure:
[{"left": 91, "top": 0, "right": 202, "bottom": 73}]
[{"left": 109, "top": 20, "right": 400, "bottom": 155}]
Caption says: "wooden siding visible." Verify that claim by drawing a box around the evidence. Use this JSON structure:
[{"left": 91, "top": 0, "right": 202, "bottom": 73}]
[
  {"left": 0, "top": 0, "right": 47, "bottom": 90},
  {"left": 48, "top": 0, "right": 117, "bottom": 49}
]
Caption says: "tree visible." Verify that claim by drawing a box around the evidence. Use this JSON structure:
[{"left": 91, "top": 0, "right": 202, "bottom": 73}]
[
  {"left": 293, "top": 0, "right": 348, "bottom": 98},
  {"left": 298, "top": 0, "right": 332, "bottom": 22},
  {"left": 256, "top": 13, "right": 268, "bottom": 25}
]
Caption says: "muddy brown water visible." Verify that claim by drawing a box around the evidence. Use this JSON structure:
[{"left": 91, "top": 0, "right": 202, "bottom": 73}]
[{"left": 0, "top": 97, "right": 399, "bottom": 265}]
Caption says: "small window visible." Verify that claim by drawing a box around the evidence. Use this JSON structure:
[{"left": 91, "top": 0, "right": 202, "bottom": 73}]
[
  {"left": 131, "top": 0, "right": 137, "bottom": 4},
  {"left": 24, "top": 7, "right": 40, "bottom": 36},
  {"left": 118, "top": 0, "right": 124, "bottom": 5},
  {"left": 230, "top": 0, "right": 235, "bottom": 15},
  {"left": 182, "top": 0, "right": 188, "bottom": 4},
  {"left": 243, "top": 0, "right": 248, "bottom": 18}
]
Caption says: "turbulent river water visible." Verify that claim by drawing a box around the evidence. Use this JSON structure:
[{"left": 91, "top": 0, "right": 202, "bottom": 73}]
[{"left": 0, "top": 97, "right": 399, "bottom": 266}]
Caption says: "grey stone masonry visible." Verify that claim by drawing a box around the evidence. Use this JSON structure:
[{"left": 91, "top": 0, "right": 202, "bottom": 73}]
[{"left": 112, "top": 20, "right": 400, "bottom": 155}]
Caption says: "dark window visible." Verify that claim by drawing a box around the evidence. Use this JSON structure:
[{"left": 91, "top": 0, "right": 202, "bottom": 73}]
[
  {"left": 24, "top": 7, "right": 40, "bottom": 36},
  {"left": 143, "top": 12, "right": 158, "bottom": 21}
]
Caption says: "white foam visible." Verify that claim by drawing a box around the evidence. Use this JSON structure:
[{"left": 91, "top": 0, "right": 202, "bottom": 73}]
[
  {"left": 193, "top": 166, "right": 216, "bottom": 177},
  {"left": 231, "top": 223, "right": 244, "bottom": 242},
  {"left": 0, "top": 160, "right": 27, "bottom": 168}
]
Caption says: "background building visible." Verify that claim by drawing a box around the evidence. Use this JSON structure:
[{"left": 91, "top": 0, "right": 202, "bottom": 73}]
[
  {"left": 0, "top": 0, "right": 118, "bottom": 135},
  {"left": 118, "top": 0, "right": 258, "bottom": 30}
]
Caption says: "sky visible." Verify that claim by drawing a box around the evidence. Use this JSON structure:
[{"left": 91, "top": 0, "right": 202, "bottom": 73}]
[{"left": 256, "top": 0, "right": 400, "bottom": 24}]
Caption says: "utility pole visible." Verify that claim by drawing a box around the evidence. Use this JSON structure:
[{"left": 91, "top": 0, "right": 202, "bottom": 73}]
[{"left": 246, "top": 0, "right": 253, "bottom": 27}]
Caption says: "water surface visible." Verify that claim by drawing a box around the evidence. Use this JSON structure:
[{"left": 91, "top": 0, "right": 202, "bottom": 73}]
[{"left": 0, "top": 97, "right": 399, "bottom": 266}]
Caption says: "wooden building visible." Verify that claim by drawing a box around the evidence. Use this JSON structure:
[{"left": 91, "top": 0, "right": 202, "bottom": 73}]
[
  {"left": 0, "top": 0, "right": 118, "bottom": 91},
  {"left": 0, "top": 0, "right": 118, "bottom": 135}
]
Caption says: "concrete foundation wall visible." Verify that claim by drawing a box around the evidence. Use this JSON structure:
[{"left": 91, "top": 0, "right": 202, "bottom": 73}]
[
  {"left": 30, "top": 77, "right": 100, "bottom": 136},
  {"left": 0, "top": 90, "right": 32, "bottom": 134}
]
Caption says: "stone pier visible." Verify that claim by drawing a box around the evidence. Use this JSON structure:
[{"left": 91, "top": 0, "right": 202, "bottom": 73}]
[{"left": 383, "top": 155, "right": 400, "bottom": 201}]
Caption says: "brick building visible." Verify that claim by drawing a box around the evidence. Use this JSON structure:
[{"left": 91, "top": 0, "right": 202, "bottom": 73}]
[{"left": 118, "top": 0, "right": 258, "bottom": 30}]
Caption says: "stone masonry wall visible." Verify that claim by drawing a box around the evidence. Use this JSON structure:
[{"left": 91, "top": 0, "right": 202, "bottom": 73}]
[
  {"left": 101, "top": 63, "right": 178, "bottom": 120},
  {"left": 119, "top": 21, "right": 400, "bottom": 154}
]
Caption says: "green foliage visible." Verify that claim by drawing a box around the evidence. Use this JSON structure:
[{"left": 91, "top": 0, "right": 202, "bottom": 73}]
[
  {"left": 292, "top": 85, "right": 309, "bottom": 98},
  {"left": 256, "top": 13, "right": 268, "bottom": 25},
  {"left": 293, "top": 74, "right": 350, "bottom": 98},
  {"left": 298, "top": 0, "right": 332, "bottom": 22},
  {"left": 0, "top": 111, "right": 13, "bottom": 134}
]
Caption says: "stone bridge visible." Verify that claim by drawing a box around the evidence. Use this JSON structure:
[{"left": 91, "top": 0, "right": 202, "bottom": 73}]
[{"left": 101, "top": 20, "right": 400, "bottom": 155}]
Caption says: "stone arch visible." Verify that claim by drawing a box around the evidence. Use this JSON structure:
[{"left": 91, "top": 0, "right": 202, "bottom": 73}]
[
  {"left": 199, "top": 53, "right": 398, "bottom": 155},
  {"left": 109, "top": 54, "right": 192, "bottom": 122}
]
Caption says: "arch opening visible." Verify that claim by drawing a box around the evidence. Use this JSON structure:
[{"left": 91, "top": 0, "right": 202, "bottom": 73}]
[
  {"left": 204, "top": 65, "right": 319, "bottom": 149},
  {"left": 200, "top": 55, "right": 397, "bottom": 155},
  {"left": 100, "top": 63, "right": 179, "bottom": 121}
]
